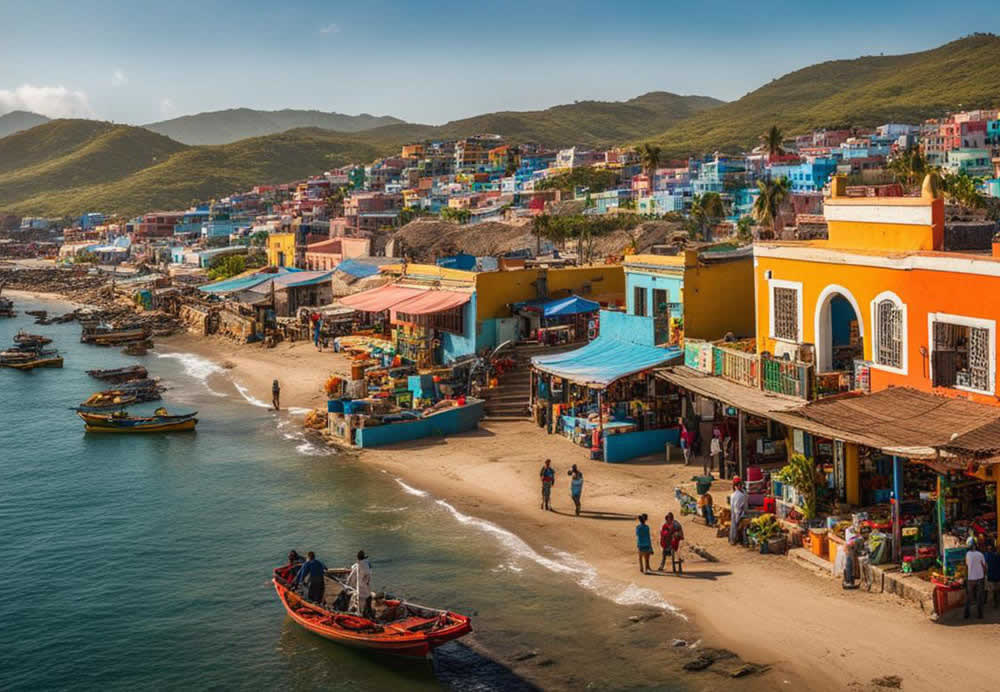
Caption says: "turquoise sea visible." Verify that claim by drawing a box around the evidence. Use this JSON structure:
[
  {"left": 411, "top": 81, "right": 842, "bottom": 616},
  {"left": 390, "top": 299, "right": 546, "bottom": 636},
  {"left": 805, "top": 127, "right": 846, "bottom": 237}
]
[{"left": 0, "top": 296, "right": 698, "bottom": 691}]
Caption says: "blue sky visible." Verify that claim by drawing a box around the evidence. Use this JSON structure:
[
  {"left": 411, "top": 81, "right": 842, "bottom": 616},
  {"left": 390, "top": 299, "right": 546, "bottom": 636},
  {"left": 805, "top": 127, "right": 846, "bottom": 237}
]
[{"left": 1, "top": 0, "right": 998, "bottom": 125}]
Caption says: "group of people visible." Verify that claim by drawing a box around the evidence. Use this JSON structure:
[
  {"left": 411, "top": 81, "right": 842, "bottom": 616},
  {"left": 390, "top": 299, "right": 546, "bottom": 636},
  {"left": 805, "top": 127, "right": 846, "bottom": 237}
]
[
  {"left": 539, "top": 459, "right": 585, "bottom": 515},
  {"left": 635, "top": 513, "right": 685, "bottom": 574},
  {"left": 283, "top": 549, "right": 373, "bottom": 616},
  {"left": 679, "top": 422, "right": 727, "bottom": 477}
]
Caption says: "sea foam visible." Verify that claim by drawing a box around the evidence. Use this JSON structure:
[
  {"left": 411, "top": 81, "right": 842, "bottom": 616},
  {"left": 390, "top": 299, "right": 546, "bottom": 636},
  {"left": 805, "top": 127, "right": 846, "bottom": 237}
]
[
  {"left": 155, "top": 351, "right": 228, "bottom": 396},
  {"left": 233, "top": 381, "right": 271, "bottom": 409}
]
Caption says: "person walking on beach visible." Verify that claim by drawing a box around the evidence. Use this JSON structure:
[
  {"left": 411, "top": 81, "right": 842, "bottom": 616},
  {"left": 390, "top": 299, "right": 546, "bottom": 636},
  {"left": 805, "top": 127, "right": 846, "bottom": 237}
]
[
  {"left": 294, "top": 551, "right": 327, "bottom": 604},
  {"left": 272, "top": 378, "right": 280, "bottom": 411},
  {"left": 539, "top": 459, "right": 555, "bottom": 510},
  {"left": 965, "top": 537, "right": 987, "bottom": 619},
  {"left": 636, "top": 514, "right": 653, "bottom": 574},
  {"left": 568, "top": 464, "right": 584, "bottom": 515}
]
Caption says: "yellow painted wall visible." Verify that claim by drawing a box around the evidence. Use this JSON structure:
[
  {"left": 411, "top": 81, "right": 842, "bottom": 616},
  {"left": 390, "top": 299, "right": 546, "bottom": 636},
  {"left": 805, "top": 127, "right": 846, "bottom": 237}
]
[
  {"left": 826, "top": 220, "right": 938, "bottom": 252},
  {"left": 683, "top": 253, "right": 755, "bottom": 340},
  {"left": 472, "top": 265, "right": 625, "bottom": 322},
  {"left": 546, "top": 265, "right": 625, "bottom": 304},
  {"left": 267, "top": 233, "right": 296, "bottom": 268}
]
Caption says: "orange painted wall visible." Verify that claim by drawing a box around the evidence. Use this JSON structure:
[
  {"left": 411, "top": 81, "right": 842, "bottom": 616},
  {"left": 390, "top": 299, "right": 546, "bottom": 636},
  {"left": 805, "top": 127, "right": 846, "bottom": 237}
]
[{"left": 755, "top": 253, "right": 1000, "bottom": 407}]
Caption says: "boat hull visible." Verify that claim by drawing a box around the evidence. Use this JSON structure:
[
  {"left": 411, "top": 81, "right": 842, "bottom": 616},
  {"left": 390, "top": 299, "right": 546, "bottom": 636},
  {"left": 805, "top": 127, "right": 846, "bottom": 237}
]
[
  {"left": 273, "top": 579, "right": 471, "bottom": 658},
  {"left": 5, "top": 357, "right": 63, "bottom": 370},
  {"left": 83, "top": 419, "right": 197, "bottom": 433}
]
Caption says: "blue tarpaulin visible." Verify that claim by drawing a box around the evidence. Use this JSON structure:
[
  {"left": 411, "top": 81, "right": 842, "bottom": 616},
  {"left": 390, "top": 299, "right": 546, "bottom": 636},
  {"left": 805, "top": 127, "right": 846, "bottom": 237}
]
[
  {"left": 514, "top": 294, "right": 600, "bottom": 318},
  {"left": 335, "top": 259, "right": 384, "bottom": 279},
  {"left": 531, "top": 337, "right": 681, "bottom": 387},
  {"left": 199, "top": 267, "right": 302, "bottom": 294}
]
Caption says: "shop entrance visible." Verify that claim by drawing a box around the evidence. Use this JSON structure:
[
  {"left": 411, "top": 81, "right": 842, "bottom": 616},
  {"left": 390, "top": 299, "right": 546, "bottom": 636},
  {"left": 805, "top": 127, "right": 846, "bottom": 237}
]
[{"left": 816, "top": 287, "right": 864, "bottom": 372}]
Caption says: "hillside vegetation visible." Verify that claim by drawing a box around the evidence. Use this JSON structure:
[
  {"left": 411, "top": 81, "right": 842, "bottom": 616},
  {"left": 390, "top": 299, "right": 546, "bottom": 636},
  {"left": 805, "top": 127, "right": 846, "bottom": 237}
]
[
  {"left": 647, "top": 34, "right": 1000, "bottom": 156},
  {"left": 144, "top": 108, "right": 407, "bottom": 145}
]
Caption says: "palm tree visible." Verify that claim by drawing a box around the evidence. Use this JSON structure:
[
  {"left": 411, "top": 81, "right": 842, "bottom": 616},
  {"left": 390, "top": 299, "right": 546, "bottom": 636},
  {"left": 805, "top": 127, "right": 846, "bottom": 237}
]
[
  {"left": 689, "top": 192, "right": 726, "bottom": 241},
  {"left": 636, "top": 143, "right": 662, "bottom": 192},
  {"left": 760, "top": 125, "right": 784, "bottom": 160},
  {"left": 532, "top": 213, "right": 550, "bottom": 255},
  {"left": 888, "top": 146, "right": 930, "bottom": 191},
  {"left": 752, "top": 177, "right": 791, "bottom": 239}
]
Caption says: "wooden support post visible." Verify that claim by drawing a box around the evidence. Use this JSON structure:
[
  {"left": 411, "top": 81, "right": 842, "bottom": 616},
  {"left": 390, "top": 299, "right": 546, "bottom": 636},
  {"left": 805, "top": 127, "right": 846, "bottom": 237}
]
[
  {"left": 597, "top": 388, "right": 604, "bottom": 462},
  {"left": 892, "top": 456, "right": 903, "bottom": 563},
  {"left": 737, "top": 409, "right": 745, "bottom": 480}
]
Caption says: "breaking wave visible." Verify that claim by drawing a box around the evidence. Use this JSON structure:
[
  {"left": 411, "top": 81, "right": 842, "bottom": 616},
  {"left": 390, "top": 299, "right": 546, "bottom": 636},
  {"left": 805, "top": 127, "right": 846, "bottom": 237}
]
[
  {"left": 155, "top": 352, "right": 228, "bottom": 396},
  {"left": 396, "top": 479, "right": 686, "bottom": 619},
  {"left": 233, "top": 381, "right": 271, "bottom": 409}
]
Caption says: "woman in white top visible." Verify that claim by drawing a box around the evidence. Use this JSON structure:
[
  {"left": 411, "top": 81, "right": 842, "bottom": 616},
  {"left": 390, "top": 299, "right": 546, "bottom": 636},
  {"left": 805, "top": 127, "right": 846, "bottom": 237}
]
[{"left": 348, "top": 550, "right": 373, "bottom": 616}]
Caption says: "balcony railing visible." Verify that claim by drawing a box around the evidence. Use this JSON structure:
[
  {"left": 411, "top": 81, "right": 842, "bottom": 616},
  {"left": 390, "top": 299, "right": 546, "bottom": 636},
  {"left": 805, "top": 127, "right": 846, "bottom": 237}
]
[{"left": 684, "top": 338, "right": 816, "bottom": 400}]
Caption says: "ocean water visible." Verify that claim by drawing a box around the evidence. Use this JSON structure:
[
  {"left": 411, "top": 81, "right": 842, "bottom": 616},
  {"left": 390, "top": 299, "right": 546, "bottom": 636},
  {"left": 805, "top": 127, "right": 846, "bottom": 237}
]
[{"left": 0, "top": 297, "right": 701, "bottom": 691}]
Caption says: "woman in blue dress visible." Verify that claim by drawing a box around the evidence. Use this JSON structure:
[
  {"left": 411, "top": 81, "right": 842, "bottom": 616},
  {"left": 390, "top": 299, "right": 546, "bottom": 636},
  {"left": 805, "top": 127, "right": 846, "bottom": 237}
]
[{"left": 635, "top": 513, "right": 653, "bottom": 574}]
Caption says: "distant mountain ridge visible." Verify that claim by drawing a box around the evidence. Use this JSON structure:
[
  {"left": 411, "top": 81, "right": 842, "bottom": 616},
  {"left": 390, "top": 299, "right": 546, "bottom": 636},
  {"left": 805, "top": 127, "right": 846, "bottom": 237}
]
[
  {"left": 0, "top": 110, "right": 50, "bottom": 139},
  {"left": 143, "top": 108, "right": 407, "bottom": 145}
]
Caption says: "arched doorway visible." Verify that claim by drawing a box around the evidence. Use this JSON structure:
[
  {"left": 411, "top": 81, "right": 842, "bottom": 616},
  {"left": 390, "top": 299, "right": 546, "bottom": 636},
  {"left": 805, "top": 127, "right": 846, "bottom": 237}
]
[{"left": 815, "top": 286, "right": 864, "bottom": 372}]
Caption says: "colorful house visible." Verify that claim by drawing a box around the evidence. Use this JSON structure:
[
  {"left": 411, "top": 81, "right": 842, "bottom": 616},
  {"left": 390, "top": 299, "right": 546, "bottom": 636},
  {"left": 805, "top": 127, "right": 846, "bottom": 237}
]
[{"left": 267, "top": 232, "right": 296, "bottom": 268}]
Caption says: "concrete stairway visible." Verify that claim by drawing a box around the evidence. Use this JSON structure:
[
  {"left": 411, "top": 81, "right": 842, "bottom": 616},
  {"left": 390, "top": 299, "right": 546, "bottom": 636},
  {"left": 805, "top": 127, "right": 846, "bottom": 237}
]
[{"left": 482, "top": 341, "right": 581, "bottom": 420}]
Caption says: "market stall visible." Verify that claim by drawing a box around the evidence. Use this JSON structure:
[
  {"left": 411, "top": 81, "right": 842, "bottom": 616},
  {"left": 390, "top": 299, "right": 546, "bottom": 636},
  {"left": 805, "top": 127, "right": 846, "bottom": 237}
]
[
  {"left": 530, "top": 337, "right": 682, "bottom": 462},
  {"left": 512, "top": 294, "right": 600, "bottom": 346}
]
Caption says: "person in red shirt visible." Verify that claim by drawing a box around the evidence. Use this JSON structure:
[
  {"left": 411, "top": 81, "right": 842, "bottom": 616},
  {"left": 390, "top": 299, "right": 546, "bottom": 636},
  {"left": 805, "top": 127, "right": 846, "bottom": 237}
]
[{"left": 658, "top": 512, "right": 684, "bottom": 572}]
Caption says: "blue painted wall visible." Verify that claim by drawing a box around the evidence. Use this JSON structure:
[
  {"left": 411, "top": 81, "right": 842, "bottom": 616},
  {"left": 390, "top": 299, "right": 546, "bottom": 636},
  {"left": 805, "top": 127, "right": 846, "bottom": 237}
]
[
  {"left": 830, "top": 295, "right": 855, "bottom": 346},
  {"left": 355, "top": 400, "right": 484, "bottom": 447},
  {"left": 604, "top": 427, "right": 680, "bottom": 463},
  {"left": 599, "top": 309, "right": 656, "bottom": 346},
  {"left": 625, "top": 269, "right": 683, "bottom": 318},
  {"left": 440, "top": 293, "right": 478, "bottom": 362}
]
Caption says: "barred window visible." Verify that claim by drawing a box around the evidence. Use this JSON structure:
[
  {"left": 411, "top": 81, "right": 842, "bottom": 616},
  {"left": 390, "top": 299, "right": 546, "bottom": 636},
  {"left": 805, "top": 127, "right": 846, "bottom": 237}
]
[
  {"left": 969, "top": 326, "right": 990, "bottom": 392},
  {"left": 773, "top": 287, "right": 799, "bottom": 341},
  {"left": 875, "top": 299, "right": 903, "bottom": 369}
]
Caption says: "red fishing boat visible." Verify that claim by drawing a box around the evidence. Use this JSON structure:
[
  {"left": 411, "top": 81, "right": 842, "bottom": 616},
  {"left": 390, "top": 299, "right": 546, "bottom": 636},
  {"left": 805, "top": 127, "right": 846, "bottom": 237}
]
[{"left": 272, "top": 564, "right": 472, "bottom": 657}]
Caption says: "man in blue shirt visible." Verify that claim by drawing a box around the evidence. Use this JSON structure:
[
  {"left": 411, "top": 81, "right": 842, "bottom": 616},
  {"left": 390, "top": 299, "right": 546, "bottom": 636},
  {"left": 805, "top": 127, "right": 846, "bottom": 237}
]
[
  {"left": 294, "top": 551, "right": 327, "bottom": 604},
  {"left": 985, "top": 542, "right": 1000, "bottom": 609}
]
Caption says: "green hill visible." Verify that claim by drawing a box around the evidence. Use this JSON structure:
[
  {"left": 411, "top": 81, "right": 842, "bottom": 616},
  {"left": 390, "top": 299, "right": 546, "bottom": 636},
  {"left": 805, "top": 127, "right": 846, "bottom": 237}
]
[
  {"left": 143, "top": 108, "right": 407, "bottom": 145},
  {"left": 0, "top": 110, "right": 50, "bottom": 139},
  {"left": 647, "top": 34, "right": 1000, "bottom": 157},
  {"left": 0, "top": 125, "right": 393, "bottom": 217}
]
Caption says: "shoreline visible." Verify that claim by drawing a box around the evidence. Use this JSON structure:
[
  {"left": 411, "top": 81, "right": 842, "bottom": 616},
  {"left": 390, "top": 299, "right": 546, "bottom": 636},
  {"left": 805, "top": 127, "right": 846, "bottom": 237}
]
[{"left": 18, "top": 289, "right": 1000, "bottom": 691}]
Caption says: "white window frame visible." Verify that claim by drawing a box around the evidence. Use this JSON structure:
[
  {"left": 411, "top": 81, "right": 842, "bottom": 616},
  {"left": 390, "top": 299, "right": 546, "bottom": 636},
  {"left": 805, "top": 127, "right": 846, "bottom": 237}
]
[
  {"left": 768, "top": 279, "right": 803, "bottom": 344},
  {"left": 869, "top": 290, "right": 908, "bottom": 376},
  {"left": 927, "top": 312, "right": 996, "bottom": 396}
]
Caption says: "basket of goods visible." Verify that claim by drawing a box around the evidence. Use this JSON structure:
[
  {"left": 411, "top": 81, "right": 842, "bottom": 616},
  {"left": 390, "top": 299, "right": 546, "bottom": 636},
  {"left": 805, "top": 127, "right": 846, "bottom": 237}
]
[{"left": 929, "top": 570, "right": 964, "bottom": 589}]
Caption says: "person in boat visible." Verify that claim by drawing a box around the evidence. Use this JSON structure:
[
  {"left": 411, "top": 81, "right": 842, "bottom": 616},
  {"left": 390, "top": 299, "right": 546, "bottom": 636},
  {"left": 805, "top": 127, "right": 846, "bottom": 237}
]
[
  {"left": 347, "top": 550, "right": 372, "bottom": 617},
  {"left": 294, "top": 551, "right": 326, "bottom": 604},
  {"left": 272, "top": 379, "right": 280, "bottom": 411},
  {"left": 278, "top": 550, "right": 304, "bottom": 584}
]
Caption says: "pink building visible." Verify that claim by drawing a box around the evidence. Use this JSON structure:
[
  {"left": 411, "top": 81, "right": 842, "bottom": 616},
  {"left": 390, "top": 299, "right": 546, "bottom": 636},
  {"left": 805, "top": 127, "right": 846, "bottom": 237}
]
[{"left": 303, "top": 237, "right": 372, "bottom": 271}]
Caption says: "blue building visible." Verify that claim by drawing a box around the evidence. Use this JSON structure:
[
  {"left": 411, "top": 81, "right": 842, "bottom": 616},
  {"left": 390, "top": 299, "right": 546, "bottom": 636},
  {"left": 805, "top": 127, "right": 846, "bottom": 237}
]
[
  {"left": 79, "top": 212, "right": 104, "bottom": 229},
  {"left": 767, "top": 158, "right": 838, "bottom": 192}
]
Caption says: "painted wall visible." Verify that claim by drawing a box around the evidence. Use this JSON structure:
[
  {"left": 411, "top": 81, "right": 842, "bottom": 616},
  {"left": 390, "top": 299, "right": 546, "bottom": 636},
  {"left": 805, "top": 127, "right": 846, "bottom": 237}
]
[
  {"left": 682, "top": 253, "right": 756, "bottom": 340},
  {"left": 824, "top": 196, "right": 944, "bottom": 252},
  {"left": 544, "top": 265, "right": 625, "bottom": 305},
  {"left": 604, "top": 427, "right": 680, "bottom": 463},
  {"left": 625, "top": 267, "right": 683, "bottom": 317},
  {"left": 267, "top": 233, "right": 296, "bottom": 267},
  {"left": 441, "top": 294, "right": 478, "bottom": 362},
  {"left": 754, "top": 248, "right": 1000, "bottom": 406},
  {"left": 599, "top": 309, "right": 656, "bottom": 346},
  {"left": 355, "top": 400, "right": 484, "bottom": 447},
  {"left": 473, "top": 265, "right": 625, "bottom": 323}
]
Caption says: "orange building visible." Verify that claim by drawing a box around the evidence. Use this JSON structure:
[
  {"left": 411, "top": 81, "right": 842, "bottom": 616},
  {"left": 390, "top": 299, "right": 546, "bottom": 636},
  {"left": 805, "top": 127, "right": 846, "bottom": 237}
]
[{"left": 755, "top": 175, "right": 1000, "bottom": 406}]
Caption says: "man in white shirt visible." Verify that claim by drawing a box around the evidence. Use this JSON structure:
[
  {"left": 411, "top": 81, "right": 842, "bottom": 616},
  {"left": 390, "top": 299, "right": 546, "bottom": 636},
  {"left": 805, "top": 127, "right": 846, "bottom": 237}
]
[
  {"left": 348, "top": 550, "right": 373, "bottom": 617},
  {"left": 729, "top": 478, "right": 748, "bottom": 546},
  {"left": 708, "top": 433, "right": 722, "bottom": 476},
  {"left": 965, "top": 537, "right": 987, "bottom": 620}
]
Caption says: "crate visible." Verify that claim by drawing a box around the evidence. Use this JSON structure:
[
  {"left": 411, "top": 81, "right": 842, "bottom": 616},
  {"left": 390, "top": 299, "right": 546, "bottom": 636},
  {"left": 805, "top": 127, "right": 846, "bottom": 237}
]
[{"left": 809, "top": 529, "right": 829, "bottom": 559}]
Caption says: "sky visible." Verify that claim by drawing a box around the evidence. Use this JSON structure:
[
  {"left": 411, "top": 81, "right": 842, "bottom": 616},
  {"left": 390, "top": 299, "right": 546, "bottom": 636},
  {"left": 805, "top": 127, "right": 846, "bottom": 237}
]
[{"left": 1, "top": 0, "right": 999, "bottom": 125}]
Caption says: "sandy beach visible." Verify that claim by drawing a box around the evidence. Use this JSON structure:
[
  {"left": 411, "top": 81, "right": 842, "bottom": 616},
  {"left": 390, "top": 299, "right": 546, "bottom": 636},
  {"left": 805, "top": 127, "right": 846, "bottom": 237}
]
[{"left": 153, "top": 331, "right": 1000, "bottom": 692}]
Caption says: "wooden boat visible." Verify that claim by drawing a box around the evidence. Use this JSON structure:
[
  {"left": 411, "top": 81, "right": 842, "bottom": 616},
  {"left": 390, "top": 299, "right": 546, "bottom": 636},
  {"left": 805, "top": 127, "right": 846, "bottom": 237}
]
[
  {"left": 76, "top": 407, "right": 198, "bottom": 433},
  {"left": 6, "top": 355, "right": 64, "bottom": 370},
  {"left": 14, "top": 330, "right": 52, "bottom": 346},
  {"left": 0, "top": 297, "right": 16, "bottom": 318},
  {"left": 272, "top": 565, "right": 472, "bottom": 657},
  {"left": 76, "top": 391, "right": 139, "bottom": 411},
  {"left": 81, "top": 324, "right": 149, "bottom": 345},
  {"left": 86, "top": 364, "right": 148, "bottom": 383}
]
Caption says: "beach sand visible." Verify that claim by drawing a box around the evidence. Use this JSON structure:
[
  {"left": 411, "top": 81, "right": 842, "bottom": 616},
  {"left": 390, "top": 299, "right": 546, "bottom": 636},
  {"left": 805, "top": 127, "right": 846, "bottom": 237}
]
[{"left": 161, "top": 331, "right": 999, "bottom": 691}]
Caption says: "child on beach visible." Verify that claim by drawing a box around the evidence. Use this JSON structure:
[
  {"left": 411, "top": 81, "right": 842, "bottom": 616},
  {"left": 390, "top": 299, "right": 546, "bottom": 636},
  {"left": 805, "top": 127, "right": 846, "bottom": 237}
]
[{"left": 635, "top": 514, "right": 653, "bottom": 574}]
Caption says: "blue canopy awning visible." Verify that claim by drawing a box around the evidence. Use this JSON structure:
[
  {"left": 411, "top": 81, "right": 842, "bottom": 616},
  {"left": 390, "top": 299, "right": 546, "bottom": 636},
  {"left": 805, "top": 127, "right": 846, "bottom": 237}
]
[
  {"left": 514, "top": 294, "right": 600, "bottom": 318},
  {"left": 531, "top": 337, "right": 681, "bottom": 387}
]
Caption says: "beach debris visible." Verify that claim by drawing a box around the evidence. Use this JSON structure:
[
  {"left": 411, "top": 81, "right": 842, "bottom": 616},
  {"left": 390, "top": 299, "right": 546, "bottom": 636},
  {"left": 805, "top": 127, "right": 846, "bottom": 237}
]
[
  {"left": 627, "top": 612, "right": 663, "bottom": 624},
  {"left": 730, "top": 663, "right": 769, "bottom": 678},
  {"left": 671, "top": 639, "right": 688, "bottom": 647},
  {"left": 687, "top": 544, "right": 718, "bottom": 562},
  {"left": 681, "top": 648, "right": 737, "bottom": 672},
  {"left": 871, "top": 676, "right": 903, "bottom": 689},
  {"left": 512, "top": 650, "right": 540, "bottom": 661}
]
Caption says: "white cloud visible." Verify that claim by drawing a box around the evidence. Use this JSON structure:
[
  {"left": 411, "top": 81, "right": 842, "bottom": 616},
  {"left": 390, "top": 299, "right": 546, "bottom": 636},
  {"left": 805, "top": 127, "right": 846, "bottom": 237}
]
[
  {"left": 111, "top": 69, "right": 127, "bottom": 87},
  {"left": 159, "top": 97, "right": 177, "bottom": 118},
  {"left": 0, "top": 84, "right": 93, "bottom": 118},
  {"left": 319, "top": 23, "right": 339, "bottom": 34}
]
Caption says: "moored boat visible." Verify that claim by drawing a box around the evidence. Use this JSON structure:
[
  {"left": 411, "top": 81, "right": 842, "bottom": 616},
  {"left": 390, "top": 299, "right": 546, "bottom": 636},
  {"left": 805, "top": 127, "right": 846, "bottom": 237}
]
[
  {"left": 0, "top": 297, "right": 17, "bottom": 318},
  {"left": 6, "top": 355, "right": 64, "bottom": 370},
  {"left": 76, "top": 407, "right": 198, "bottom": 433},
  {"left": 81, "top": 324, "right": 149, "bottom": 345},
  {"left": 272, "top": 564, "right": 472, "bottom": 657},
  {"left": 76, "top": 391, "right": 139, "bottom": 411},
  {"left": 14, "top": 330, "right": 52, "bottom": 346},
  {"left": 86, "top": 364, "right": 148, "bottom": 383}
]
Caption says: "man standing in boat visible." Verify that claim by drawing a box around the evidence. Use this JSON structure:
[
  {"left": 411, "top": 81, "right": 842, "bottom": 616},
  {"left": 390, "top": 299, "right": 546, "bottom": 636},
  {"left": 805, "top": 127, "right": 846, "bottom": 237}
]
[
  {"left": 348, "top": 551, "right": 373, "bottom": 617},
  {"left": 294, "top": 551, "right": 326, "bottom": 604}
]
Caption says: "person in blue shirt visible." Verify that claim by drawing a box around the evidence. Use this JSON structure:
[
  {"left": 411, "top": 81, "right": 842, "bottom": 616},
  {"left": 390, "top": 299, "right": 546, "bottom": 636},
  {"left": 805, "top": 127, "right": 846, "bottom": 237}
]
[
  {"left": 985, "top": 542, "right": 1000, "bottom": 609},
  {"left": 568, "top": 464, "right": 584, "bottom": 516},
  {"left": 294, "top": 551, "right": 327, "bottom": 604},
  {"left": 635, "top": 514, "right": 653, "bottom": 574}
]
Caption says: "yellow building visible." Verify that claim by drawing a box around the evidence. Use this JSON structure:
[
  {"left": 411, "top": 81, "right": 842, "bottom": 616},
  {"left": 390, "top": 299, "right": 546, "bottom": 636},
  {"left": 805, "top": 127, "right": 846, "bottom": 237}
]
[{"left": 267, "top": 232, "right": 296, "bottom": 268}]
